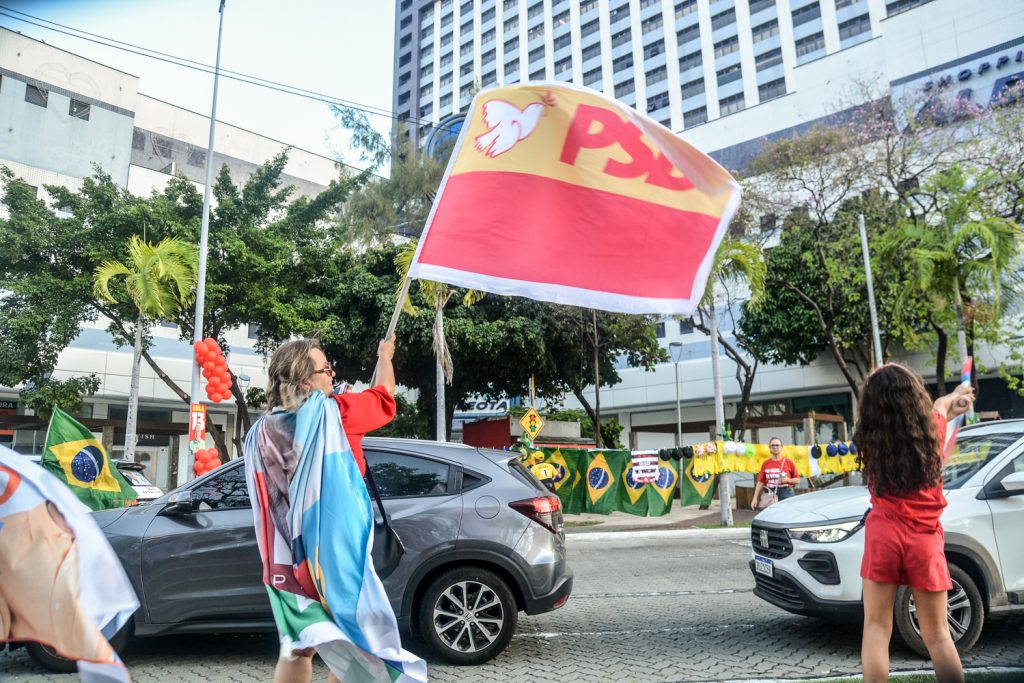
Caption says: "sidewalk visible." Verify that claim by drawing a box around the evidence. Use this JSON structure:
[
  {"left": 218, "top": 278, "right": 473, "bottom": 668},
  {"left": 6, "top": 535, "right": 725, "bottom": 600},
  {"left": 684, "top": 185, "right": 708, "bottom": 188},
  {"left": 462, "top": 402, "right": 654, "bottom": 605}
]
[{"left": 563, "top": 500, "right": 757, "bottom": 534}]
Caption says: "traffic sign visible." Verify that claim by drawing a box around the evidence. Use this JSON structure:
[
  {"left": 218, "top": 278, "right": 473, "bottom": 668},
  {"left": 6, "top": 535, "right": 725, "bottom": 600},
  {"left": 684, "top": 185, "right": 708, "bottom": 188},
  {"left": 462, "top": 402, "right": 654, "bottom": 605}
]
[{"left": 518, "top": 407, "right": 546, "bottom": 439}]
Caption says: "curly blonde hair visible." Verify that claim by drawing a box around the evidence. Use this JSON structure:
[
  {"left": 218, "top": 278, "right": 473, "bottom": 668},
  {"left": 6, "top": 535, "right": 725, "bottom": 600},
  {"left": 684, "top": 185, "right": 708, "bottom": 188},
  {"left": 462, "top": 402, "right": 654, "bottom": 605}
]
[{"left": 266, "top": 338, "right": 321, "bottom": 412}]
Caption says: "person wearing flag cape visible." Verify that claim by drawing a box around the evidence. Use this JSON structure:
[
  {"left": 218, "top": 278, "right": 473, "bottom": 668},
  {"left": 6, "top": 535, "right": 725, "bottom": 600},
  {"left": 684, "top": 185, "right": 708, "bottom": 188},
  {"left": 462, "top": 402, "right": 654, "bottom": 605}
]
[{"left": 243, "top": 335, "right": 427, "bottom": 683}]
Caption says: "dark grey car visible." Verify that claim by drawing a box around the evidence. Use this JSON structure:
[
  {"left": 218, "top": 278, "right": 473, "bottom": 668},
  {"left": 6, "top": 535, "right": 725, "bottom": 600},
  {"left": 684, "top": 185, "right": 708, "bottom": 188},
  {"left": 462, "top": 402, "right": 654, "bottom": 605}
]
[{"left": 24, "top": 438, "right": 572, "bottom": 672}]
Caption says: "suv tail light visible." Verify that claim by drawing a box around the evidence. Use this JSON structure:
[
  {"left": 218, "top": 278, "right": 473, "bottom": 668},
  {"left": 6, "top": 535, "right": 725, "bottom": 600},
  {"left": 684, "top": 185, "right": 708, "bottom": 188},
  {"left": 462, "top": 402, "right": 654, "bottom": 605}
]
[{"left": 510, "top": 496, "right": 563, "bottom": 534}]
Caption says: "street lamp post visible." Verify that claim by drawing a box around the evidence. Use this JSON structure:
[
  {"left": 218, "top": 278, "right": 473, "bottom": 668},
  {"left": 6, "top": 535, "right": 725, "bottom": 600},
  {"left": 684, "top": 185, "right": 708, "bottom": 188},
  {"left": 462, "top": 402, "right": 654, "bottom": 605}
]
[{"left": 669, "top": 342, "right": 683, "bottom": 448}]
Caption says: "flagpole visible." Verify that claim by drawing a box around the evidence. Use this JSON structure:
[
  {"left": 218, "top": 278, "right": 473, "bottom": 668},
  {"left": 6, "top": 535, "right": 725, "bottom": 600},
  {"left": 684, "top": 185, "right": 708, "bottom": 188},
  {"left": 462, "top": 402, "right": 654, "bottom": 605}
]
[
  {"left": 185, "top": 0, "right": 226, "bottom": 485},
  {"left": 370, "top": 275, "right": 412, "bottom": 387}
]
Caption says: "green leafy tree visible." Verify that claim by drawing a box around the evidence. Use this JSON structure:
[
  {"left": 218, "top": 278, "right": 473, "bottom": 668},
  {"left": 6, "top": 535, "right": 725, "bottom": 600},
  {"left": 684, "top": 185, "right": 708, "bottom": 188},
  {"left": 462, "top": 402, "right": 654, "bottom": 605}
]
[
  {"left": 94, "top": 236, "right": 197, "bottom": 462},
  {"left": 20, "top": 375, "right": 101, "bottom": 422}
]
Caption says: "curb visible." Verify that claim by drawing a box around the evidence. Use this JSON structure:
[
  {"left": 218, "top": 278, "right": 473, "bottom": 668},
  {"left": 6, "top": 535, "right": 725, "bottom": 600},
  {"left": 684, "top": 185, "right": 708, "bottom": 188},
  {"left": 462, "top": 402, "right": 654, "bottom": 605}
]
[{"left": 566, "top": 527, "right": 750, "bottom": 541}]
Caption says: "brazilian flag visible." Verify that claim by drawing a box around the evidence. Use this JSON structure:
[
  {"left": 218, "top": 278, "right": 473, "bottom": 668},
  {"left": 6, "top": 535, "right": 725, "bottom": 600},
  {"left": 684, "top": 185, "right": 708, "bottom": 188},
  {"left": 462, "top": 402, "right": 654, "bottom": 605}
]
[
  {"left": 545, "top": 448, "right": 585, "bottom": 514},
  {"left": 619, "top": 459, "right": 650, "bottom": 516},
  {"left": 680, "top": 458, "right": 716, "bottom": 507},
  {"left": 584, "top": 450, "right": 626, "bottom": 515},
  {"left": 646, "top": 457, "right": 679, "bottom": 516},
  {"left": 41, "top": 407, "right": 138, "bottom": 510}
]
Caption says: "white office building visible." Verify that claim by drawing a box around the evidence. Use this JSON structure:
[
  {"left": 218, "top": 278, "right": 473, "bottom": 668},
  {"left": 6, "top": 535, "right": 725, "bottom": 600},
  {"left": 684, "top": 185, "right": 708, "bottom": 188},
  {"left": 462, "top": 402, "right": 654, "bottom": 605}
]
[
  {"left": 0, "top": 27, "right": 353, "bottom": 486},
  {"left": 394, "top": 0, "right": 1024, "bottom": 447}
]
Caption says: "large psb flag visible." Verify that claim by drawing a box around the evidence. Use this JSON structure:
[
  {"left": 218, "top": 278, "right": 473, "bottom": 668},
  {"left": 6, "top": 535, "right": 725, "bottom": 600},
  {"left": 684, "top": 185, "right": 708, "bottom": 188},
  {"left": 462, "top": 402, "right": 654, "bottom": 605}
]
[
  {"left": 680, "top": 459, "right": 716, "bottom": 507},
  {"left": 407, "top": 83, "right": 741, "bottom": 315},
  {"left": 41, "top": 407, "right": 137, "bottom": 511},
  {"left": 646, "top": 456, "right": 679, "bottom": 517},
  {"left": 0, "top": 446, "right": 138, "bottom": 682}
]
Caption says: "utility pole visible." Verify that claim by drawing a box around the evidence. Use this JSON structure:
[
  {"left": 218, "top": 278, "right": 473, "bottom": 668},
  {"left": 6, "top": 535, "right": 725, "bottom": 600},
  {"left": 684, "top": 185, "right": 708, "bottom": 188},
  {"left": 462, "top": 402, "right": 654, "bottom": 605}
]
[{"left": 858, "top": 214, "right": 883, "bottom": 368}]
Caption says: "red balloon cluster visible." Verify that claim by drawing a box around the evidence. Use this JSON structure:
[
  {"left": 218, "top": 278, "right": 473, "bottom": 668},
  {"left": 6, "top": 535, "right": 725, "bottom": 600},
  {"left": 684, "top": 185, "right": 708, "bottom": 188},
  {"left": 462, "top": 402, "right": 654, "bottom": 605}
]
[
  {"left": 193, "top": 337, "right": 232, "bottom": 403},
  {"left": 193, "top": 447, "right": 221, "bottom": 476}
]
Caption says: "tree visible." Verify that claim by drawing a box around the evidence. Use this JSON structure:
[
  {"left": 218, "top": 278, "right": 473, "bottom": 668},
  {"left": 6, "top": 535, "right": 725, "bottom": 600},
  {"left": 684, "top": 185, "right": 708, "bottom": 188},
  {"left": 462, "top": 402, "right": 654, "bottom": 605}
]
[
  {"left": 94, "top": 236, "right": 198, "bottom": 462},
  {"left": 20, "top": 375, "right": 101, "bottom": 422}
]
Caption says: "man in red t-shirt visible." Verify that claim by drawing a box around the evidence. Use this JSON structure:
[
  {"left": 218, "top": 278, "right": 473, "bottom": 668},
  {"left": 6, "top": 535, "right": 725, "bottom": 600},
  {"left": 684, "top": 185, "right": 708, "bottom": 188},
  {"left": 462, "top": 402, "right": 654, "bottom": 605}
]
[{"left": 752, "top": 437, "right": 800, "bottom": 508}]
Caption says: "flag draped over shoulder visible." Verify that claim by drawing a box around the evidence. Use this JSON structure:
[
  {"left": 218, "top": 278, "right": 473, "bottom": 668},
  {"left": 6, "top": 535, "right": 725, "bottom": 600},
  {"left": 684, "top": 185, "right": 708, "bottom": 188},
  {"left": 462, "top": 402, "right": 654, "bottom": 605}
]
[
  {"left": 41, "top": 407, "right": 137, "bottom": 511},
  {"left": 408, "top": 82, "right": 741, "bottom": 315},
  {"left": 0, "top": 446, "right": 137, "bottom": 682},
  {"left": 243, "top": 392, "right": 427, "bottom": 683}
]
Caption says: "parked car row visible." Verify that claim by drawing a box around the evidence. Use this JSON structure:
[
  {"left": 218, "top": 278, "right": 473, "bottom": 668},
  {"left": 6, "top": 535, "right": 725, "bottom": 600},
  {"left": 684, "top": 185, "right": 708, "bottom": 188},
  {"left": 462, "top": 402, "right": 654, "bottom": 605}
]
[{"left": 22, "top": 438, "right": 573, "bottom": 673}]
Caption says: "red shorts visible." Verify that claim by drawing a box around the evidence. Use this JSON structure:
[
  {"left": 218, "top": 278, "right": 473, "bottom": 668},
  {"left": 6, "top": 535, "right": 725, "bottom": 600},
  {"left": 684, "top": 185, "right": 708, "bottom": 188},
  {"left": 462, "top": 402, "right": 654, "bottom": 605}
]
[{"left": 860, "top": 512, "right": 952, "bottom": 592}]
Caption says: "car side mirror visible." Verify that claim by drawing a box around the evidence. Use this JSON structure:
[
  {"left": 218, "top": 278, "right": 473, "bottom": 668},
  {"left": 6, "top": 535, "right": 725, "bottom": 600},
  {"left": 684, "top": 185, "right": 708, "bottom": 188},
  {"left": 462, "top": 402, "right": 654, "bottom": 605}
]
[
  {"left": 1001, "top": 470, "right": 1024, "bottom": 493},
  {"left": 159, "top": 491, "right": 195, "bottom": 516}
]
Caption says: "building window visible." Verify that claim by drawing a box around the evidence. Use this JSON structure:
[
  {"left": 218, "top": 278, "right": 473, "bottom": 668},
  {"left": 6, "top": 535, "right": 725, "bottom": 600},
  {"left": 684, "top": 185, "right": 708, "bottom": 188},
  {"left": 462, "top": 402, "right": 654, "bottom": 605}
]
[
  {"left": 646, "top": 91, "right": 670, "bottom": 113},
  {"left": 420, "top": 84, "right": 433, "bottom": 98},
  {"left": 614, "top": 79, "right": 634, "bottom": 97},
  {"left": 530, "top": 68, "right": 545, "bottom": 80},
  {"left": 482, "top": 49, "right": 496, "bottom": 64},
  {"left": 714, "top": 36, "right": 739, "bottom": 58},
  {"left": 641, "top": 15, "right": 663, "bottom": 34},
  {"left": 440, "top": 73, "right": 453, "bottom": 87},
  {"left": 247, "top": 323, "right": 260, "bottom": 340},
  {"left": 187, "top": 147, "right": 206, "bottom": 167},
  {"left": 610, "top": 4, "right": 630, "bottom": 23},
  {"left": 421, "top": 26, "right": 433, "bottom": 40},
  {"left": 580, "top": 19, "right": 600, "bottom": 38},
  {"left": 716, "top": 64, "right": 742, "bottom": 86},
  {"left": 755, "top": 47, "right": 783, "bottom": 70},
  {"left": 461, "top": 19, "right": 474, "bottom": 35},
  {"left": 481, "top": 28, "right": 495, "bottom": 44},
  {"left": 835, "top": 0, "right": 858, "bottom": 7},
  {"left": 529, "top": 46, "right": 544, "bottom": 63},
  {"left": 506, "top": 58, "right": 519, "bottom": 73},
  {"left": 461, "top": 62, "right": 474, "bottom": 76},
  {"left": 555, "top": 56, "right": 572, "bottom": 74},
  {"left": 528, "top": 23, "right": 544, "bottom": 41},
  {"left": 398, "top": 92, "right": 411, "bottom": 105},
  {"left": 675, "top": 0, "right": 697, "bottom": 17},
  {"left": 791, "top": 2, "right": 821, "bottom": 26},
  {"left": 399, "top": 71, "right": 412, "bottom": 86},
  {"left": 420, "top": 104, "right": 432, "bottom": 118},
  {"left": 482, "top": 69, "right": 498, "bottom": 85},
  {"left": 582, "top": 43, "right": 601, "bottom": 61},
  {"left": 679, "top": 318, "right": 694, "bottom": 334},
  {"left": 646, "top": 65, "right": 667, "bottom": 84},
  {"left": 505, "top": 37, "right": 519, "bottom": 53},
  {"left": 711, "top": 8, "right": 736, "bottom": 30},
  {"left": 132, "top": 130, "right": 147, "bottom": 151},
  {"left": 749, "top": 0, "right": 776, "bottom": 12},
  {"left": 459, "top": 1, "right": 472, "bottom": 16},
  {"left": 422, "top": 63, "right": 434, "bottom": 78},
  {"left": 461, "top": 83, "right": 475, "bottom": 97},
  {"left": 442, "top": 12, "right": 453, "bottom": 27},
  {"left": 460, "top": 38, "right": 473, "bottom": 52},
  {"left": 680, "top": 78, "right": 705, "bottom": 99},
  {"left": 677, "top": 24, "right": 700, "bottom": 44},
  {"left": 422, "top": 44, "right": 434, "bottom": 60},
  {"left": 611, "top": 28, "right": 632, "bottom": 47},
  {"left": 886, "top": 0, "right": 932, "bottom": 16},
  {"left": 679, "top": 51, "right": 702, "bottom": 72},
  {"left": 441, "top": 53, "right": 453, "bottom": 67},
  {"left": 655, "top": 322, "right": 666, "bottom": 338},
  {"left": 503, "top": 0, "right": 517, "bottom": 9},
  {"left": 505, "top": 17, "right": 519, "bottom": 32},
  {"left": 613, "top": 54, "right": 634, "bottom": 72},
  {"left": 643, "top": 42, "right": 664, "bottom": 59},
  {"left": 481, "top": 7, "right": 495, "bottom": 22},
  {"left": 584, "top": 66, "right": 602, "bottom": 85},
  {"left": 552, "top": 9, "right": 570, "bottom": 27},
  {"left": 528, "top": 2, "right": 544, "bottom": 18},
  {"left": 580, "top": 0, "right": 599, "bottom": 13},
  {"left": 399, "top": 52, "right": 412, "bottom": 67},
  {"left": 758, "top": 78, "right": 786, "bottom": 101},
  {"left": 69, "top": 99, "right": 90, "bottom": 121},
  {"left": 153, "top": 135, "right": 174, "bottom": 158},
  {"left": 719, "top": 92, "right": 745, "bottom": 115},
  {"left": 794, "top": 31, "right": 825, "bottom": 57},
  {"left": 401, "top": 15, "right": 412, "bottom": 29},
  {"left": 553, "top": 33, "right": 572, "bottom": 51},
  {"left": 838, "top": 14, "right": 871, "bottom": 40},
  {"left": 442, "top": 32, "right": 453, "bottom": 46},
  {"left": 752, "top": 19, "right": 779, "bottom": 42},
  {"left": 640, "top": 0, "right": 660, "bottom": 7},
  {"left": 25, "top": 84, "right": 48, "bottom": 107},
  {"left": 400, "top": 34, "right": 412, "bottom": 48}
]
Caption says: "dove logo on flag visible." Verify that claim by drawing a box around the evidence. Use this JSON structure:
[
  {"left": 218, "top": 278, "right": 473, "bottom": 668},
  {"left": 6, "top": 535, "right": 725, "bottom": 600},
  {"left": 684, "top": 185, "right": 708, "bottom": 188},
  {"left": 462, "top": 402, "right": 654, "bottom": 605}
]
[{"left": 474, "top": 93, "right": 554, "bottom": 158}]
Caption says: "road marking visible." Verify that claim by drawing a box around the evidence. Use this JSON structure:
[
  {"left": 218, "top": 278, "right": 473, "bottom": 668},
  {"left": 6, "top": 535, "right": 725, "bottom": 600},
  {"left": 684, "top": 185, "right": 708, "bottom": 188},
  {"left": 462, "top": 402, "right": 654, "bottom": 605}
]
[
  {"left": 570, "top": 588, "right": 753, "bottom": 599},
  {"left": 515, "top": 623, "right": 759, "bottom": 639},
  {"left": 568, "top": 528, "right": 750, "bottom": 541}
]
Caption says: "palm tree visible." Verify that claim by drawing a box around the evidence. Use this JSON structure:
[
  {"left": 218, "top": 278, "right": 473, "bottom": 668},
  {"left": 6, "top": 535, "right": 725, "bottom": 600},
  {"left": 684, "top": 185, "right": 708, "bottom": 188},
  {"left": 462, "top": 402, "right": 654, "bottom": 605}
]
[
  {"left": 94, "top": 236, "right": 198, "bottom": 462},
  {"left": 883, "top": 167, "right": 1022, "bottom": 390},
  {"left": 699, "top": 237, "right": 767, "bottom": 526},
  {"left": 395, "top": 240, "right": 484, "bottom": 440}
]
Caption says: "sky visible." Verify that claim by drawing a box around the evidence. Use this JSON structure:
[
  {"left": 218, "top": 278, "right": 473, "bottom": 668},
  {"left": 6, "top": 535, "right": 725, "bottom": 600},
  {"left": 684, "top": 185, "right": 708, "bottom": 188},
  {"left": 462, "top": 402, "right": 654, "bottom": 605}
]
[{"left": 0, "top": 0, "right": 396, "bottom": 169}]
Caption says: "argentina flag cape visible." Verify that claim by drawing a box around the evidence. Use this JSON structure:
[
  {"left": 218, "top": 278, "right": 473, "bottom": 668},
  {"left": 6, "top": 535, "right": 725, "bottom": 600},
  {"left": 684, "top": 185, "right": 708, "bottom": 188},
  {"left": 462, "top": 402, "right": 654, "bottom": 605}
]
[
  {"left": 0, "top": 446, "right": 138, "bottom": 682},
  {"left": 243, "top": 392, "right": 427, "bottom": 682}
]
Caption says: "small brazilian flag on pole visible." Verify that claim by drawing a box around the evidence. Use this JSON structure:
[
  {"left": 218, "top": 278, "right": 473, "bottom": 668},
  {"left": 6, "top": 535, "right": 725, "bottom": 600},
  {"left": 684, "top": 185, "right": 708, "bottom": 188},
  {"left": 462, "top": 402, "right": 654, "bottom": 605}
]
[{"left": 41, "top": 407, "right": 138, "bottom": 510}]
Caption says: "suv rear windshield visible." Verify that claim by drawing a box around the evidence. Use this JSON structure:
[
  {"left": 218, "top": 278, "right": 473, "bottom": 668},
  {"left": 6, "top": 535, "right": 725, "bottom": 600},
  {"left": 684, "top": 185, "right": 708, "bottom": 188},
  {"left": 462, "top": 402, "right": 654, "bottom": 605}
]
[
  {"left": 508, "top": 457, "right": 549, "bottom": 493},
  {"left": 944, "top": 428, "right": 1023, "bottom": 489}
]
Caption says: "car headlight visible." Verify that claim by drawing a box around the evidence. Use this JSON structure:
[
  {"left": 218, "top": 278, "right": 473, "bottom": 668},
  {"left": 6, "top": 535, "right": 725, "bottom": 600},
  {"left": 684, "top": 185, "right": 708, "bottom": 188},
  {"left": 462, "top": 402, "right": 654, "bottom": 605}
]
[{"left": 787, "top": 519, "right": 863, "bottom": 543}]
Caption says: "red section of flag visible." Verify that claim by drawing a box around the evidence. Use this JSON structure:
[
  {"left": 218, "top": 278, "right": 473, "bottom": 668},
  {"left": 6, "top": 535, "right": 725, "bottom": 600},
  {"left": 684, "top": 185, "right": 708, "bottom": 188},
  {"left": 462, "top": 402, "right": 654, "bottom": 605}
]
[{"left": 417, "top": 171, "right": 721, "bottom": 299}]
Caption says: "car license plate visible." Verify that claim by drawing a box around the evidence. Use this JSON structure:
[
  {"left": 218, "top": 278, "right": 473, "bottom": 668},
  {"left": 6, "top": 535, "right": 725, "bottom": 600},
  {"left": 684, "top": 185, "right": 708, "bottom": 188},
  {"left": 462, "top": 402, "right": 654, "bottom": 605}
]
[{"left": 754, "top": 554, "right": 774, "bottom": 578}]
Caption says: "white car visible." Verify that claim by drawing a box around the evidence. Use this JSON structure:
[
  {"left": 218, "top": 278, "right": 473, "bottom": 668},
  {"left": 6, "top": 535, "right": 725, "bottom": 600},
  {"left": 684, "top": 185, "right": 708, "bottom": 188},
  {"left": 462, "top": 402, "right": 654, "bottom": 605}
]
[{"left": 750, "top": 419, "right": 1024, "bottom": 656}]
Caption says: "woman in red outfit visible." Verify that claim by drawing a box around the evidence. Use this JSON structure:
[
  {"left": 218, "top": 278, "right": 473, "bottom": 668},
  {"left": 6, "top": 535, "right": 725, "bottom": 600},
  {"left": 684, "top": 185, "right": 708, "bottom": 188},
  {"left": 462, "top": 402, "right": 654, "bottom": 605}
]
[
  {"left": 751, "top": 437, "right": 800, "bottom": 508},
  {"left": 854, "top": 363, "right": 974, "bottom": 683}
]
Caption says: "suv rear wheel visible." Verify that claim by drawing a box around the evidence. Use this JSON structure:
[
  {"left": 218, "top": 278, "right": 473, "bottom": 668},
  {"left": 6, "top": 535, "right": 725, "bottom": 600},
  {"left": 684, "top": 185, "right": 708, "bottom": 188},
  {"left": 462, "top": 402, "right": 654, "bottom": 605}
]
[
  {"left": 417, "top": 567, "right": 517, "bottom": 665},
  {"left": 26, "top": 619, "right": 134, "bottom": 673},
  {"left": 894, "top": 563, "right": 984, "bottom": 657}
]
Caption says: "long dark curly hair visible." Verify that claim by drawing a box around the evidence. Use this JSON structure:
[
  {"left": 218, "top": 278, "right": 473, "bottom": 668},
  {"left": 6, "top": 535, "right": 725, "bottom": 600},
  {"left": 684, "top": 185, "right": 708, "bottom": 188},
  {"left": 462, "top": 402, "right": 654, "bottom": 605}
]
[{"left": 854, "top": 363, "right": 942, "bottom": 497}]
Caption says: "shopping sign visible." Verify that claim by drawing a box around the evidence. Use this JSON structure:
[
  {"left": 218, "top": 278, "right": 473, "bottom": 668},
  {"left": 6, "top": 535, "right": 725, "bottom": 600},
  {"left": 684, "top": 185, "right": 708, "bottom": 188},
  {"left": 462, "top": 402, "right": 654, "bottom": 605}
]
[
  {"left": 518, "top": 407, "right": 546, "bottom": 440},
  {"left": 407, "top": 82, "right": 741, "bottom": 315}
]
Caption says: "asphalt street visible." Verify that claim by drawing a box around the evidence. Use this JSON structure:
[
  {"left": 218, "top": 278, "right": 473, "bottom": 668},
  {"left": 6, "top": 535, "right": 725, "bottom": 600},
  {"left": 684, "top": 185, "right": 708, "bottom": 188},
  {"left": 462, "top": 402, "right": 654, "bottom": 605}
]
[{"left": 3, "top": 530, "right": 1022, "bottom": 682}]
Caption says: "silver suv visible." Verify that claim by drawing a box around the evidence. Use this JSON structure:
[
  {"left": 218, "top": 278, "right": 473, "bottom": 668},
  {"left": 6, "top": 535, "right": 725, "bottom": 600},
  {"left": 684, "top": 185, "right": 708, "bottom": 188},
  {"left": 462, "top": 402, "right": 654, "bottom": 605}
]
[{"left": 22, "top": 438, "right": 572, "bottom": 672}]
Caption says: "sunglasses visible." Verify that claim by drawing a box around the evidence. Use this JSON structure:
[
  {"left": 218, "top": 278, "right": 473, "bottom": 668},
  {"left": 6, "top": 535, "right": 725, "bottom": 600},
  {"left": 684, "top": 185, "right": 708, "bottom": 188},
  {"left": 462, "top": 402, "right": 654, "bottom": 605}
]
[{"left": 313, "top": 362, "right": 335, "bottom": 378}]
